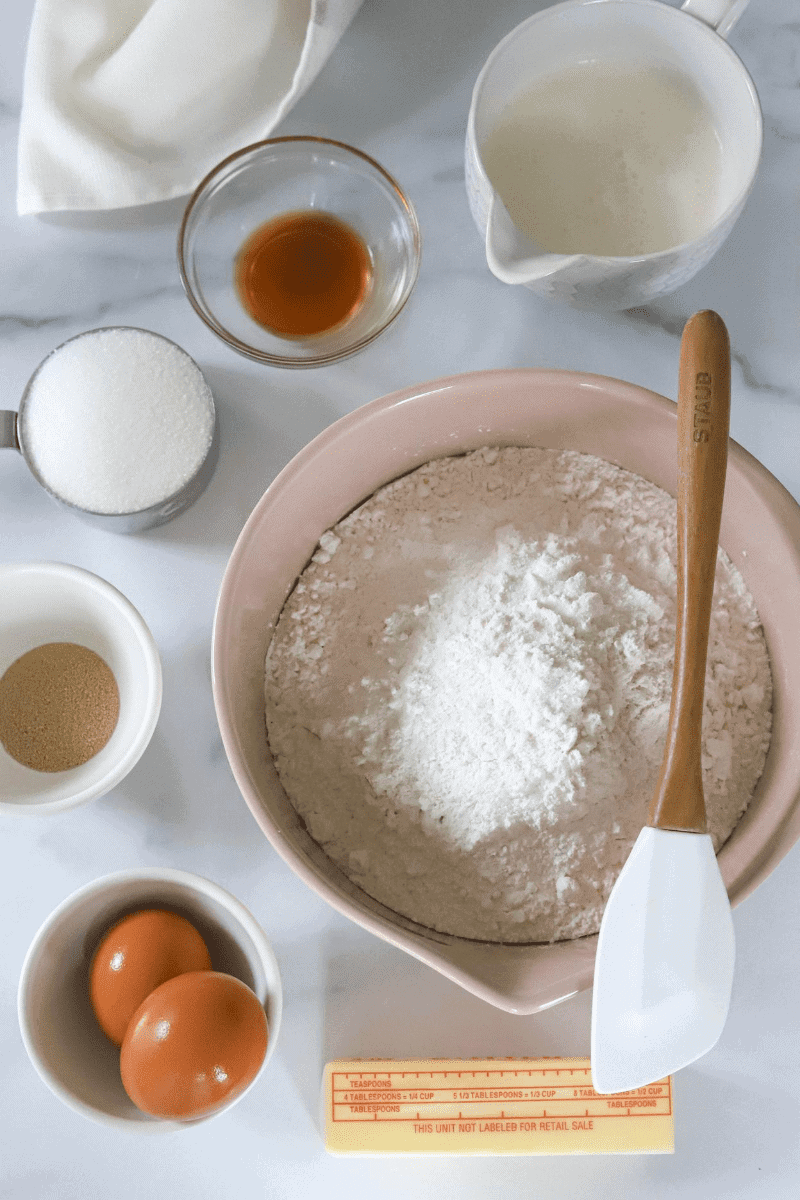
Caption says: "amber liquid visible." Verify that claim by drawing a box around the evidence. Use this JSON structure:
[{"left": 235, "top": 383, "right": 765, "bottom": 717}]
[{"left": 235, "top": 210, "right": 372, "bottom": 339}]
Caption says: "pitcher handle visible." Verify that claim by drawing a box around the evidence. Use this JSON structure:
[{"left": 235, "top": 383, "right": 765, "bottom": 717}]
[
  {"left": 1, "top": 411, "right": 20, "bottom": 450},
  {"left": 681, "top": 0, "right": 750, "bottom": 39}
]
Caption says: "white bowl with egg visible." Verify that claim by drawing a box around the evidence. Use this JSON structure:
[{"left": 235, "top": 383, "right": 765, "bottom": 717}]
[
  {"left": 17, "top": 868, "right": 282, "bottom": 1131},
  {"left": 213, "top": 368, "right": 800, "bottom": 1014},
  {"left": 0, "top": 562, "right": 162, "bottom": 814}
]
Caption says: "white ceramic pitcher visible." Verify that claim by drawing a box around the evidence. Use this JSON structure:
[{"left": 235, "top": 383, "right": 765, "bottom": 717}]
[{"left": 465, "top": 0, "right": 761, "bottom": 310}]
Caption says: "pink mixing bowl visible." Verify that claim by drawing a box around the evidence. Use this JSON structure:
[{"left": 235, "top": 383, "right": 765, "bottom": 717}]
[{"left": 212, "top": 369, "right": 800, "bottom": 1014}]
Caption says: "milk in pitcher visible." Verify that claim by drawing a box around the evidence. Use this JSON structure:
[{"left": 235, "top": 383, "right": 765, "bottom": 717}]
[{"left": 481, "top": 61, "right": 723, "bottom": 257}]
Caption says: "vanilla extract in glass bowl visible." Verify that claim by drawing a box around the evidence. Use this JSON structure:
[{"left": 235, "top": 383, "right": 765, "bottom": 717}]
[
  {"left": 235, "top": 210, "right": 373, "bottom": 339},
  {"left": 178, "top": 137, "right": 421, "bottom": 368}
]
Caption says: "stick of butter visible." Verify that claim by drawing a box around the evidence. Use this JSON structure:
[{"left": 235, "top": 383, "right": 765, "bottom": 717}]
[{"left": 323, "top": 1057, "right": 673, "bottom": 1156}]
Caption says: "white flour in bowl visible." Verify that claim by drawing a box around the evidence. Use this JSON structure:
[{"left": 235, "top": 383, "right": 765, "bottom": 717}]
[{"left": 265, "top": 447, "right": 772, "bottom": 943}]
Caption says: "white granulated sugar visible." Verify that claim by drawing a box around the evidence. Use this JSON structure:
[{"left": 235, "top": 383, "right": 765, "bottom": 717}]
[
  {"left": 21, "top": 328, "right": 214, "bottom": 514},
  {"left": 265, "top": 447, "right": 773, "bottom": 943}
]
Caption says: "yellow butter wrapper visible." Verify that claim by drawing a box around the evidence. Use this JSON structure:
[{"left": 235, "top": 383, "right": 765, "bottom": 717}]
[{"left": 323, "top": 1057, "right": 673, "bottom": 1156}]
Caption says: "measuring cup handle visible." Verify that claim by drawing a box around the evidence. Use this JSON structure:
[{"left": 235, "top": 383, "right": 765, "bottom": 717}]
[
  {"left": 1, "top": 411, "right": 20, "bottom": 450},
  {"left": 680, "top": 0, "right": 750, "bottom": 39}
]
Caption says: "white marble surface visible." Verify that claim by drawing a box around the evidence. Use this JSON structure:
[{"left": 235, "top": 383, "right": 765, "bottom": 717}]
[{"left": 2, "top": 1, "right": 800, "bottom": 1195}]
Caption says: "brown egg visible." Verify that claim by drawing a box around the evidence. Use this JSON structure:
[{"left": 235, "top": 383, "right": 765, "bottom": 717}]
[
  {"left": 89, "top": 909, "right": 212, "bottom": 1046},
  {"left": 120, "top": 971, "right": 268, "bottom": 1119}
]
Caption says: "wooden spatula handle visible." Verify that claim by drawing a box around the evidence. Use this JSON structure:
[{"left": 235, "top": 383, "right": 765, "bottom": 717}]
[{"left": 648, "top": 311, "right": 731, "bottom": 833}]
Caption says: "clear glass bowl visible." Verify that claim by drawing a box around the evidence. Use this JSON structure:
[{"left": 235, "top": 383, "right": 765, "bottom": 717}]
[{"left": 178, "top": 137, "right": 421, "bottom": 368}]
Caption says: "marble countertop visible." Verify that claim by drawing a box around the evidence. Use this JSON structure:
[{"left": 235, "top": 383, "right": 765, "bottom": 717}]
[{"left": 2, "top": 1, "right": 799, "bottom": 1196}]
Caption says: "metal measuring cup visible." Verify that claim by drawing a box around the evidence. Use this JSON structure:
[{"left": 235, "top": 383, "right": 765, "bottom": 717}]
[{"left": 1, "top": 327, "right": 219, "bottom": 534}]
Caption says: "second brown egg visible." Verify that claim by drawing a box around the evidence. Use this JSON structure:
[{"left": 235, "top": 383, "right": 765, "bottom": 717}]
[{"left": 120, "top": 971, "right": 269, "bottom": 1119}]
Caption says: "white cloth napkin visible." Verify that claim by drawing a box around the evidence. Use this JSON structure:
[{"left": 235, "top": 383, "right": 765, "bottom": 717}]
[{"left": 17, "top": 0, "right": 364, "bottom": 214}]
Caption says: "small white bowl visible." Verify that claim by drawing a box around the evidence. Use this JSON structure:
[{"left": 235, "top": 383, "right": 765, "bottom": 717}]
[
  {"left": 17, "top": 868, "right": 283, "bottom": 1132},
  {"left": 0, "top": 562, "right": 162, "bottom": 813}
]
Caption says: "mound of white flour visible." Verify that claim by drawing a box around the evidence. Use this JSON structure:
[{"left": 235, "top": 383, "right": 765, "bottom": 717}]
[{"left": 265, "top": 448, "right": 772, "bottom": 942}]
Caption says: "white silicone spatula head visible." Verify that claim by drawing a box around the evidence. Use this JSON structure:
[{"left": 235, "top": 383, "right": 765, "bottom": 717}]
[{"left": 591, "top": 826, "right": 734, "bottom": 1094}]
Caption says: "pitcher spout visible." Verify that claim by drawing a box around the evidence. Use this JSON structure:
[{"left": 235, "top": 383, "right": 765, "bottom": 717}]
[{"left": 485, "top": 194, "right": 579, "bottom": 285}]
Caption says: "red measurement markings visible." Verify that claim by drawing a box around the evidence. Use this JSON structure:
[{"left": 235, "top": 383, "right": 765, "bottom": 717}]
[{"left": 330, "top": 1073, "right": 672, "bottom": 1122}]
